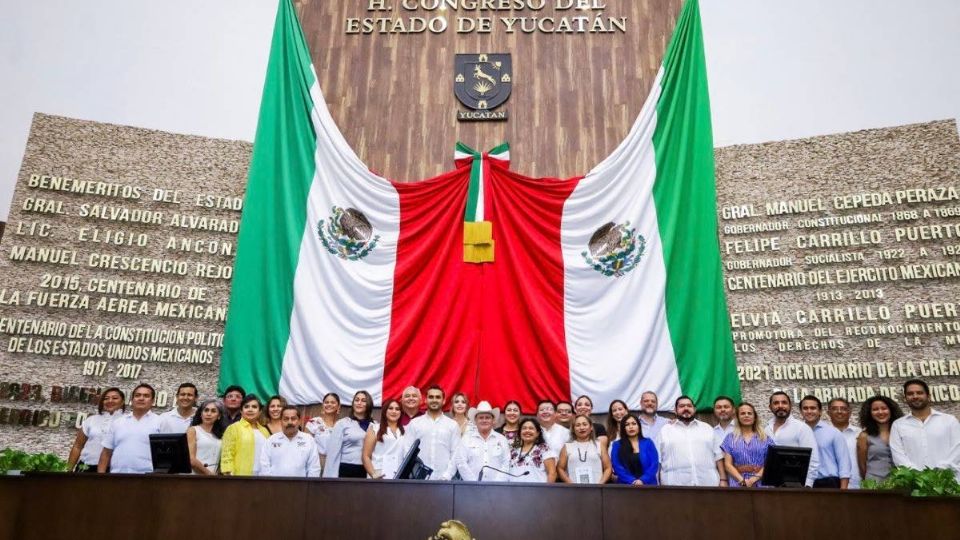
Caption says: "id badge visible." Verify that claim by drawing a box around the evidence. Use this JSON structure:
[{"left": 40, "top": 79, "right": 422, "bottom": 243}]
[{"left": 576, "top": 466, "right": 594, "bottom": 484}]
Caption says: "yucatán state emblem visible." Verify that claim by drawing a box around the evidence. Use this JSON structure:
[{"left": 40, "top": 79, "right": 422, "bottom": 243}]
[
  {"left": 582, "top": 221, "right": 646, "bottom": 277},
  {"left": 317, "top": 206, "right": 380, "bottom": 261},
  {"left": 455, "top": 53, "right": 512, "bottom": 121}
]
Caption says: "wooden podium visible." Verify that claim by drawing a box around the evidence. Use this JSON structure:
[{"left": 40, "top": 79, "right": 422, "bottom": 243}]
[{"left": 2, "top": 474, "right": 957, "bottom": 539}]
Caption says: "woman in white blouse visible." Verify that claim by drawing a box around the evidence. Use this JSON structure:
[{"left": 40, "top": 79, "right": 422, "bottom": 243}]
[
  {"left": 362, "top": 399, "right": 406, "bottom": 479},
  {"left": 305, "top": 392, "right": 340, "bottom": 469},
  {"left": 324, "top": 390, "right": 374, "bottom": 478},
  {"left": 67, "top": 387, "right": 124, "bottom": 472},
  {"left": 558, "top": 415, "right": 612, "bottom": 484},
  {"left": 187, "top": 399, "right": 224, "bottom": 475}
]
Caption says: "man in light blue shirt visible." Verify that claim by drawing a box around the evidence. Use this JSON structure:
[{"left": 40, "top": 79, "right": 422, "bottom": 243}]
[
  {"left": 638, "top": 391, "right": 670, "bottom": 441},
  {"left": 801, "top": 395, "right": 851, "bottom": 489}
]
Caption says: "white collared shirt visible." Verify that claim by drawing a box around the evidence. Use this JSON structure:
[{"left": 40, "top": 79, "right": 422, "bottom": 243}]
[
  {"left": 406, "top": 412, "right": 462, "bottom": 480},
  {"left": 541, "top": 423, "right": 571, "bottom": 455},
  {"left": 370, "top": 423, "right": 407, "bottom": 479},
  {"left": 656, "top": 419, "right": 722, "bottom": 486},
  {"left": 766, "top": 415, "right": 820, "bottom": 487},
  {"left": 102, "top": 410, "right": 163, "bottom": 474},
  {"left": 833, "top": 423, "right": 862, "bottom": 488},
  {"left": 260, "top": 431, "right": 321, "bottom": 478},
  {"left": 890, "top": 409, "right": 960, "bottom": 481},
  {"left": 158, "top": 408, "right": 195, "bottom": 434},
  {"left": 640, "top": 414, "right": 670, "bottom": 441},
  {"left": 454, "top": 429, "right": 510, "bottom": 481},
  {"left": 712, "top": 421, "right": 734, "bottom": 449}
]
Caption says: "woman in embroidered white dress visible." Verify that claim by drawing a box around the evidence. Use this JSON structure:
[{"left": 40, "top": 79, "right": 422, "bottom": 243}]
[{"left": 508, "top": 418, "right": 557, "bottom": 483}]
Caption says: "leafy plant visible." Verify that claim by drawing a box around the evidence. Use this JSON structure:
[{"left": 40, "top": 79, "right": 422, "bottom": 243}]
[
  {"left": 27, "top": 452, "right": 69, "bottom": 472},
  {"left": 861, "top": 466, "right": 960, "bottom": 497},
  {"left": 0, "top": 448, "right": 68, "bottom": 474}
]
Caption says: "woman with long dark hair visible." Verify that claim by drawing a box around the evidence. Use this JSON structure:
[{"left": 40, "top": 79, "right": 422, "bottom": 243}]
[
  {"left": 574, "top": 395, "right": 608, "bottom": 446},
  {"left": 606, "top": 399, "right": 629, "bottom": 444},
  {"left": 305, "top": 392, "right": 341, "bottom": 469},
  {"left": 609, "top": 414, "right": 658, "bottom": 485},
  {"left": 220, "top": 394, "right": 270, "bottom": 476},
  {"left": 262, "top": 395, "right": 287, "bottom": 435},
  {"left": 856, "top": 395, "right": 904, "bottom": 482},
  {"left": 496, "top": 400, "right": 522, "bottom": 443},
  {"left": 187, "top": 399, "right": 225, "bottom": 475},
  {"left": 508, "top": 418, "right": 557, "bottom": 483},
  {"left": 324, "top": 390, "right": 374, "bottom": 478},
  {"left": 362, "top": 398, "right": 406, "bottom": 479},
  {"left": 67, "top": 387, "right": 125, "bottom": 472}
]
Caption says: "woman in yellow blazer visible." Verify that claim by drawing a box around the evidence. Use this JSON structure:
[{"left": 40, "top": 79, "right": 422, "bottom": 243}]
[{"left": 220, "top": 394, "right": 270, "bottom": 475}]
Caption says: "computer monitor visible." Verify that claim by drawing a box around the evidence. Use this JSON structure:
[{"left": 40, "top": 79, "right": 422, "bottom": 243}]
[
  {"left": 761, "top": 445, "right": 812, "bottom": 488},
  {"left": 396, "top": 439, "right": 433, "bottom": 480},
  {"left": 149, "top": 433, "right": 191, "bottom": 474}
]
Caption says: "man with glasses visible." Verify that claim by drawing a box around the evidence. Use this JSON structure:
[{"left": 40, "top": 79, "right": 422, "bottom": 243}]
[{"left": 827, "top": 397, "right": 861, "bottom": 488}]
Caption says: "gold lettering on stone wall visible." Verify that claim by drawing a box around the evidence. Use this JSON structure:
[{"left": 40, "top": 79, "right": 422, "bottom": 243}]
[
  {"left": 0, "top": 115, "right": 250, "bottom": 451},
  {"left": 716, "top": 121, "right": 960, "bottom": 411}
]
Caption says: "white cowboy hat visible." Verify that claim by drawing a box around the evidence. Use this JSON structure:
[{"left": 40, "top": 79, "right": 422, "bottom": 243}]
[{"left": 467, "top": 401, "right": 500, "bottom": 424}]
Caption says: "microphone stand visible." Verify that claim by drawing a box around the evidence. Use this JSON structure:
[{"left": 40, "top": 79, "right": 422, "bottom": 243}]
[{"left": 477, "top": 465, "right": 530, "bottom": 482}]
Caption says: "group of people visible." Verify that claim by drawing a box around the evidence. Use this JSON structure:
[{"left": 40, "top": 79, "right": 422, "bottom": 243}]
[{"left": 68, "top": 379, "right": 960, "bottom": 488}]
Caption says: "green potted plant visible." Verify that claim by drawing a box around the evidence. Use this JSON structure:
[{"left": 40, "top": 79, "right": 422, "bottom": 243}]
[
  {"left": 0, "top": 448, "right": 68, "bottom": 475},
  {"left": 861, "top": 466, "right": 960, "bottom": 497}
]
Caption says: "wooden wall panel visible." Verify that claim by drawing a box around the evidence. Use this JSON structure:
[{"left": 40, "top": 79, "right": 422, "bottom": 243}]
[
  {"left": 296, "top": 0, "right": 682, "bottom": 181},
  {"left": 6, "top": 475, "right": 960, "bottom": 540}
]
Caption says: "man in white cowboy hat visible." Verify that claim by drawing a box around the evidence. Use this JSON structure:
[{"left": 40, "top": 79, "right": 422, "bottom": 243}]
[{"left": 453, "top": 400, "right": 510, "bottom": 481}]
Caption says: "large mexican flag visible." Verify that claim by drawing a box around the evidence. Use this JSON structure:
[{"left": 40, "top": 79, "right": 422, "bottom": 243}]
[{"left": 219, "top": 0, "right": 740, "bottom": 412}]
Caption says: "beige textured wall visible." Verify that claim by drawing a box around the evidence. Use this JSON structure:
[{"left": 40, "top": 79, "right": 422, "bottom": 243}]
[
  {"left": 717, "top": 120, "right": 960, "bottom": 418},
  {"left": 0, "top": 114, "right": 250, "bottom": 455}
]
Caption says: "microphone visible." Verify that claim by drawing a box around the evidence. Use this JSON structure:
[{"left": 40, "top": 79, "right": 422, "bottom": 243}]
[{"left": 477, "top": 465, "right": 530, "bottom": 482}]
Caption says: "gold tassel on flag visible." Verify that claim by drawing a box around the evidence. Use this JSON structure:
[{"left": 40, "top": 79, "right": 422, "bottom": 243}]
[{"left": 464, "top": 221, "right": 494, "bottom": 263}]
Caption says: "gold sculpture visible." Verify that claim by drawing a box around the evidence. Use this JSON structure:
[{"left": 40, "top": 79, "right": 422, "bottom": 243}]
[{"left": 428, "top": 520, "right": 475, "bottom": 540}]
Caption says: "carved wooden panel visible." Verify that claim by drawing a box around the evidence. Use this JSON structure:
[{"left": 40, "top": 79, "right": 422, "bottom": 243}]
[{"left": 296, "top": 0, "right": 682, "bottom": 181}]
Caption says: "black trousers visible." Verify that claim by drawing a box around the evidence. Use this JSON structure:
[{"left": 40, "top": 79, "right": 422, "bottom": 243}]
[
  {"left": 813, "top": 476, "right": 841, "bottom": 488},
  {"left": 338, "top": 463, "right": 366, "bottom": 478}
]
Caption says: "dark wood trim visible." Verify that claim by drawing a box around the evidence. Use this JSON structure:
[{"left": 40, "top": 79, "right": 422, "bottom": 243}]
[{"left": 3, "top": 474, "right": 956, "bottom": 540}]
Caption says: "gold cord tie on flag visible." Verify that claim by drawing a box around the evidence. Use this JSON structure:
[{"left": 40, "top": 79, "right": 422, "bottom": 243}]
[{"left": 455, "top": 142, "right": 509, "bottom": 264}]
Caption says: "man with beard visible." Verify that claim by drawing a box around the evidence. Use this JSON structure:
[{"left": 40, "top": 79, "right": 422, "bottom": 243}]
[
  {"left": 656, "top": 396, "right": 725, "bottom": 486},
  {"left": 638, "top": 391, "right": 669, "bottom": 441},
  {"left": 827, "top": 397, "right": 861, "bottom": 488},
  {"left": 406, "top": 385, "right": 461, "bottom": 480},
  {"left": 400, "top": 386, "right": 423, "bottom": 427},
  {"left": 766, "top": 391, "right": 819, "bottom": 487},
  {"left": 890, "top": 379, "right": 960, "bottom": 481},
  {"left": 260, "top": 406, "right": 321, "bottom": 477},
  {"left": 712, "top": 396, "right": 736, "bottom": 448},
  {"left": 801, "top": 395, "right": 851, "bottom": 489},
  {"left": 158, "top": 382, "right": 198, "bottom": 433}
]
